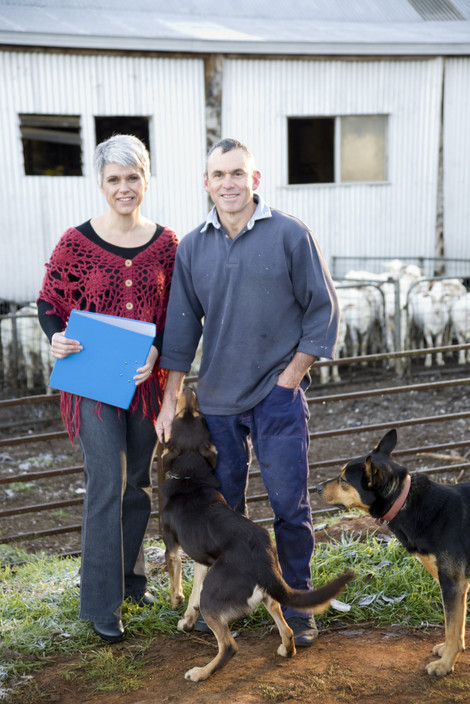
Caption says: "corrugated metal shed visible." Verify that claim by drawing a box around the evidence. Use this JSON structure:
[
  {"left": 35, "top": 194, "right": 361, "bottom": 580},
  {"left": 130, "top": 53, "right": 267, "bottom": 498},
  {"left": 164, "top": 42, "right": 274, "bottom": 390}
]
[
  {"left": 0, "top": 50, "right": 207, "bottom": 301},
  {"left": 1, "top": 0, "right": 470, "bottom": 54},
  {"left": 1, "top": 1, "right": 470, "bottom": 303},
  {"left": 444, "top": 57, "right": 470, "bottom": 262},
  {"left": 222, "top": 57, "right": 443, "bottom": 267}
]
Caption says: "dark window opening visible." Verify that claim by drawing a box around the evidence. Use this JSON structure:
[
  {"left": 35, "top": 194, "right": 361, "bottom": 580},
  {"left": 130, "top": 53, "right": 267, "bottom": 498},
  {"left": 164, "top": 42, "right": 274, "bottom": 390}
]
[
  {"left": 94, "top": 116, "right": 150, "bottom": 151},
  {"left": 288, "top": 117, "right": 334, "bottom": 185},
  {"left": 20, "top": 114, "right": 82, "bottom": 176}
]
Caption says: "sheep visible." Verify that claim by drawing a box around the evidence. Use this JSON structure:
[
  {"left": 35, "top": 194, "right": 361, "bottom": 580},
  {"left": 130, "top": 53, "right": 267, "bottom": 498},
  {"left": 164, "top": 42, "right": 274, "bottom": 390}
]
[
  {"left": 0, "top": 303, "right": 53, "bottom": 392},
  {"left": 327, "top": 263, "right": 467, "bottom": 373},
  {"left": 408, "top": 286, "right": 450, "bottom": 367},
  {"left": 450, "top": 292, "right": 470, "bottom": 364},
  {"left": 343, "top": 261, "right": 423, "bottom": 361},
  {"left": 336, "top": 286, "right": 382, "bottom": 360},
  {"left": 317, "top": 312, "right": 347, "bottom": 384}
]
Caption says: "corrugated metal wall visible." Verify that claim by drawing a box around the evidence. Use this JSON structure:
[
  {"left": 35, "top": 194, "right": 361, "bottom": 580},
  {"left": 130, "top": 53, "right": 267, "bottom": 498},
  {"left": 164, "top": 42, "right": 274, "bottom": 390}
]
[
  {"left": 221, "top": 57, "right": 445, "bottom": 271},
  {"left": 0, "top": 50, "right": 206, "bottom": 302},
  {"left": 444, "top": 57, "right": 470, "bottom": 261},
  {"left": 2, "top": 50, "right": 469, "bottom": 304}
]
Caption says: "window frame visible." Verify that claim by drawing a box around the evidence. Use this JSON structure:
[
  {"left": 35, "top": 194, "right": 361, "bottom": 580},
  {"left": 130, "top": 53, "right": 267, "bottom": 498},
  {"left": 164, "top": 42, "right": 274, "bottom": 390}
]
[
  {"left": 287, "top": 114, "right": 389, "bottom": 186},
  {"left": 19, "top": 113, "right": 83, "bottom": 177}
]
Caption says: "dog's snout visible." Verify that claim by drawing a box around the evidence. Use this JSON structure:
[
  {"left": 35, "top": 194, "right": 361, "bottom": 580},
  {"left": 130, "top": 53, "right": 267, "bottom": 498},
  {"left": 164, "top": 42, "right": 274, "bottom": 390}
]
[{"left": 315, "top": 483, "right": 324, "bottom": 495}]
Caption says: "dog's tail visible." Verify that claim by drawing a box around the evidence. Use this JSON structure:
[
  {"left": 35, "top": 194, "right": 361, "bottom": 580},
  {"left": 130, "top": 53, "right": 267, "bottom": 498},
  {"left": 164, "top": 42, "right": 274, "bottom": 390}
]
[{"left": 273, "top": 571, "right": 355, "bottom": 614}]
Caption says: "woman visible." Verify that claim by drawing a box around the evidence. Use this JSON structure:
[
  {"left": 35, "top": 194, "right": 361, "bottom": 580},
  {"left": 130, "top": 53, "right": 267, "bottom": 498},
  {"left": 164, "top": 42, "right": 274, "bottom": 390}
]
[{"left": 38, "top": 134, "right": 178, "bottom": 642}]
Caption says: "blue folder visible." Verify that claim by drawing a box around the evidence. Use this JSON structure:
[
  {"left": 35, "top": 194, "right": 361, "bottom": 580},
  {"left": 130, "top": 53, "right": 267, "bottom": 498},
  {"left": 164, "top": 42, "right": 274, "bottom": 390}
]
[{"left": 49, "top": 310, "right": 156, "bottom": 408}]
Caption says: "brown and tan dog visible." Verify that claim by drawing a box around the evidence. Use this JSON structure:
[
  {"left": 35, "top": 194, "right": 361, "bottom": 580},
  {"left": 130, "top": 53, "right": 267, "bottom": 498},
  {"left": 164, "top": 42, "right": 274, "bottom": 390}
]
[
  {"left": 160, "top": 387, "right": 354, "bottom": 682},
  {"left": 317, "top": 429, "right": 470, "bottom": 676}
]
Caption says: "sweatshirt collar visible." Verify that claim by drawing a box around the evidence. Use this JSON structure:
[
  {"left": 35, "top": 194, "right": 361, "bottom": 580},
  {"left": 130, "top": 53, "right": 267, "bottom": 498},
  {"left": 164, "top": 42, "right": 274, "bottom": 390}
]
[{"left": 200, "top": 194, "right": 272, "bottom": 233}]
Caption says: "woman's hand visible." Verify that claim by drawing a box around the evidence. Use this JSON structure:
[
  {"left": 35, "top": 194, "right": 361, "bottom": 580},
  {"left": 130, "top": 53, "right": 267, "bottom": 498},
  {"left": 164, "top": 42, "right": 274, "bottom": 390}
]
[
  {"left": 134, "top": 345, "right": 159, "bottom": 386},
  {"left": 50, "top": 332, "right": 82, "bottom": 359}
]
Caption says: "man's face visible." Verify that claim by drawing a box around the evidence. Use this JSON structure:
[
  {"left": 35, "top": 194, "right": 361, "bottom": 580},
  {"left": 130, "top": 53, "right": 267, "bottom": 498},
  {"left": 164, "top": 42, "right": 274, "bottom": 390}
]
[{"left": 204, "top": 147, "right": 261, "bottom": 221}]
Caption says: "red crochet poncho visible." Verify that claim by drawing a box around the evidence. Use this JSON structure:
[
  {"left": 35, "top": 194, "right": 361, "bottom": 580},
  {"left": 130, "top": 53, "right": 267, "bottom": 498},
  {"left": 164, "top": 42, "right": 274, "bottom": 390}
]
[{"left": 38, "top": 225, "right": 178, "bottom": 439}]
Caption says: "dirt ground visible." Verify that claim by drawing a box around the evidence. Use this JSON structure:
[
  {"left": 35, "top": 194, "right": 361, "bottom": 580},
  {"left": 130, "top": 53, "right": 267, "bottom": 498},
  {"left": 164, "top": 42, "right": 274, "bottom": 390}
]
[
  {"left": 19, "top": 618, "right": 470, "bottom": 704},
  {"left": 8, "top": 524, "right": 470, "bottom": 704},
  {"left": 2, "top": 366, "right": 470, "bottom": 703},
  {"left": 14, "top": 522, "right": 470, "bottom": 704}
]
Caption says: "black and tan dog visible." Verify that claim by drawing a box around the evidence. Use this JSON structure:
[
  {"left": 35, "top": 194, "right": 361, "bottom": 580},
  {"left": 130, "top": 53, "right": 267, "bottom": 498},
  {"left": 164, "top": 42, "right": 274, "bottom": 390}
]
[
  {"left": 317, "top": 428, "right": 470, "bottom": 676},
  {"left": 160, "top": 387, "right": 354, "bottom": 682}
]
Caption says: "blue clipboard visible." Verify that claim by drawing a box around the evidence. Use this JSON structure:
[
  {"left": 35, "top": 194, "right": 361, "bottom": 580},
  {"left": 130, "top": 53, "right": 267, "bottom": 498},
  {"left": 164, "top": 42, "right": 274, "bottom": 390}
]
[{"left": 49, "top": 310, "right": 156, "bottom": 409}]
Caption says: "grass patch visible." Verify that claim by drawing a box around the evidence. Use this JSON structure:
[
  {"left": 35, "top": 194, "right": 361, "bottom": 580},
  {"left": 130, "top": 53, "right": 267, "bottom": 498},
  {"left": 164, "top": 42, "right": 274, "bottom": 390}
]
[
  {"left": 311, "top": 531, "right": 442, "bottom": 628},
  {"left": 61, "top": 641, "right": 153, "bottom": 694},
  {"left": 258, "top": 664, "right": 368, "bottom": 701},
  {"left": 50, "top": 509, "right": 73, "bottom": 520},
  {"left": 0, "top": 529, "right": 443, "bottom": 701},
  {"left": 4, "top": 482, "right": 35, "bottom": 493}
]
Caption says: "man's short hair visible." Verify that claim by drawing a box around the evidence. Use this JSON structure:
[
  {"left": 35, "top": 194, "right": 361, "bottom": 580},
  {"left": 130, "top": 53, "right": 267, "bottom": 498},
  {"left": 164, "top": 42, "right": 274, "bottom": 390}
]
[{"left": 205, "top": 138, "right": 254, "bottom": 174}]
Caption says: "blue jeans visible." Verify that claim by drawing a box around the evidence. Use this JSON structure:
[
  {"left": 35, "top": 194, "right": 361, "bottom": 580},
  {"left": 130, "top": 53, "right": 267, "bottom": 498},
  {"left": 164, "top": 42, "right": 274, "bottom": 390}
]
[
  {"left": 204, "top": 384, "right": 314, "bottom": 619},
  {"left": 76, "top": 396, "right": 157, "bottom": 623}
]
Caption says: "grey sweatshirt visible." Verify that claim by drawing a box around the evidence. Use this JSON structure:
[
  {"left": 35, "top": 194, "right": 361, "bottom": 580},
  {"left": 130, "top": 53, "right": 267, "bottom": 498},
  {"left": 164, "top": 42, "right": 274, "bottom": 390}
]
[{"left": 159, "top": 196, "right": 339, "bottom": 415}]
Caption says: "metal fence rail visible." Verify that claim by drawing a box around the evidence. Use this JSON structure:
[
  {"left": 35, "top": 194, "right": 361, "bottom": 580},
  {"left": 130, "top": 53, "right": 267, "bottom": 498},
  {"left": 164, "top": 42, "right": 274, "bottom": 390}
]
[
  {"left": 331, "top": 255, "right": 470, "bottom": 279},
  {"left": 1, "top": 346, "right": 470, "bottom": 560}
]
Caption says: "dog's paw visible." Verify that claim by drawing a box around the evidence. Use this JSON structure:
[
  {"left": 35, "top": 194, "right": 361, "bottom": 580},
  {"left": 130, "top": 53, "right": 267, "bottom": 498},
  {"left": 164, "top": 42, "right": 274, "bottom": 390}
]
[
  {"left": 277, "top": 643, "right": 296, "bottom": 658},
  {"left": 177, "top": 617, "right": 193, "bottom": 632},
  {"left": 425, "top": 658, "right": 454, "bottom": 676},
  {"left": 185, "top": 666, "right": 207, "bottom": 682},
  {"left": 170, "top": 593, "right": 185, "bottom": 610},
  {"left": 432, "top": 642, "right": 446, "bottom": 658}
]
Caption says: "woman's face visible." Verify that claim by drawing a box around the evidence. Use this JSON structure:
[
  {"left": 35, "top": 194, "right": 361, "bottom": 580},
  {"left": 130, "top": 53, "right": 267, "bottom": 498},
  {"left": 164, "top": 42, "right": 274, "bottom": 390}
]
[{"left": 101, "top": 162, "right": 148, "bottom": 215}]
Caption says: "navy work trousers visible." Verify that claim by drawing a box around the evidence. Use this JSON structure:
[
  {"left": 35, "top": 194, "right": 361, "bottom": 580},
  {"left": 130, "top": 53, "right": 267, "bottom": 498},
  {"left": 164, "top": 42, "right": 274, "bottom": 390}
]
[{"left": 204, "top": 384, "right": 314, "bottom": 619}]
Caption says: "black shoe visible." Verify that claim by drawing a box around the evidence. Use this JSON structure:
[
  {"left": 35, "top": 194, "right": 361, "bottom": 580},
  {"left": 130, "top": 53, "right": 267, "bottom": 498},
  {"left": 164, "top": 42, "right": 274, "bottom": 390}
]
[
  {"left": 127, "top": 591, "right": 155, "bottom": 607},
  {"left": 194, "top": 612, "right": 212, "bottom": 633},
  {"left": 286, "top": 617, "right": 318, "bottom": 647},
  {"left": 92, "top": 618, "right": 125, "bottom": 643}
]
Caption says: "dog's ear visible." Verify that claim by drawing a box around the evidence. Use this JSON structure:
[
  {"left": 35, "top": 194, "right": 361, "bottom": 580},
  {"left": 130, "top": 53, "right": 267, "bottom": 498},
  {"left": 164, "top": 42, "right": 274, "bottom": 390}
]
[
  {"left": 374, "top": 429, "right": 397, "bottom": 456},
  {"left": 363, "top": 457, "right": 385, "bottom": 490},
  {"left": 199, "top": 443, "right": 218, "bottom": 469}
]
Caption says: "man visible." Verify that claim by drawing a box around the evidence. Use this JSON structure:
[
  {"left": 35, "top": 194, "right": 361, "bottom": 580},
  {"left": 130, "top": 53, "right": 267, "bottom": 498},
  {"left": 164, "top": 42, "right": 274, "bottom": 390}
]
[{"left": 156, "top": 138, "right": 339, "bottom": 646}]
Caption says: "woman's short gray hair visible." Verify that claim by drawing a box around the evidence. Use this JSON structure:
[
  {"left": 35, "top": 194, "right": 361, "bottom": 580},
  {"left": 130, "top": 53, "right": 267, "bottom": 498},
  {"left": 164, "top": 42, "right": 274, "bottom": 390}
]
[{"left": 94, "top": 134, "right": 151, "bottom": 186}]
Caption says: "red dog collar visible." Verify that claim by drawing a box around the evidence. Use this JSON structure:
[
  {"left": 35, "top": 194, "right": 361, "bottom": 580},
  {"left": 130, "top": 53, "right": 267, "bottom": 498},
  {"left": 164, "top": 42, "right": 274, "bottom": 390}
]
[{"left": 376, "top": 474, "right": 411, "bottom": 526}]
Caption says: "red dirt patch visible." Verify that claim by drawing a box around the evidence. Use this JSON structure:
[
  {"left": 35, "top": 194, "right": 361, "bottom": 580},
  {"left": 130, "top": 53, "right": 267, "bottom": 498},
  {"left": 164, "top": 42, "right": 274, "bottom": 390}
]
[{"left": 26, "top": 625, "right": 470, "bottom": 704}]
